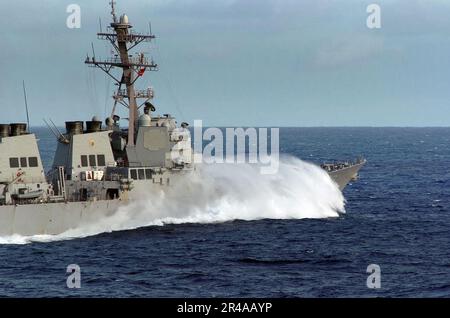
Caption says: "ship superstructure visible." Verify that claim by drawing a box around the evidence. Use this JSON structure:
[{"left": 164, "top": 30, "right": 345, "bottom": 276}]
[
  {"left": 47, "top": 1, "right": 193, "bottom": 202},
  {"left": 0, "top": 124, "right": 50, "bottom": 205}
]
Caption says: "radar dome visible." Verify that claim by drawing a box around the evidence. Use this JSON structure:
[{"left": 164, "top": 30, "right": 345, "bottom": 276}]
[
  {"left": 120, "top": 14, "right": 129, "bottom": 24},
  {"left": 105, "top": 117, "right": 114, "bottom": 127}
]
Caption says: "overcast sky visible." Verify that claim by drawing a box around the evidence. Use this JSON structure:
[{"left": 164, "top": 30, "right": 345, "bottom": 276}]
[{"left": 1, "top": 0, "right": 450, "bottom": 127}]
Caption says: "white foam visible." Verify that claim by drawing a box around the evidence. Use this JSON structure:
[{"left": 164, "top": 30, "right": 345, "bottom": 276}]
[{"left": 0, "top": 157, "right": 345, "bottom": 245}]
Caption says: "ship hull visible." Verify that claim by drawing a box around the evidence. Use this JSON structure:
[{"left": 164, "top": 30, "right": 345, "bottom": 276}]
[
  {"left": 328, "top": 161, "right": 365, "bottom": 191},
  {"left": 0, "top": 163, "right": 365, "bottom": 237},
  {"left": 0, "top": 177, "right": 180, "bottom": 236},
  {"left": 0, "top": 200, "right": 123, "bottom": 236}
]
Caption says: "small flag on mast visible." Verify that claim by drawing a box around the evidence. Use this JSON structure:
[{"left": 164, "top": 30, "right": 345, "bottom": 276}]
[{"left": 138, "top": 68, "right": 146, "bottom": 77}]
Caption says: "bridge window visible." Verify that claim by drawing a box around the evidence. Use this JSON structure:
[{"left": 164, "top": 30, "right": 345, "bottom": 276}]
[
  {"left": 81, "top": 155, "right": 88, "bottom": 167},
  {"left": 29, "top": 157, "right": 38, "bottom": 167},
  {"left": 20, "top": 157, "right": 27, "bottom": 168},
  {"left": 130, "top": 169, "right": 137, "bottom": 180},
  {"left": 9, "top": 158, "right": 19, "bottom": 168},
  {"left": 138, "top": 169, "right": 145, "bottom": 180},
  {"left": 145, "top": 169, "right": 153, "bottom": 179},
  {"left": 106, "top": 189, "right": 119, "bottom": 200},
  {"left": 97, "top": 154, "right": 106, "bottom": 167},
  {"left": 89, "top": 155, "right": 96, "bottom": 167}
]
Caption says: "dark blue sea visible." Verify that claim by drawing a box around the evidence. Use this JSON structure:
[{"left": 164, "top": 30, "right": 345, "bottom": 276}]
[{"left": 0, "top": 127, "right": 449, "bottom": 297}]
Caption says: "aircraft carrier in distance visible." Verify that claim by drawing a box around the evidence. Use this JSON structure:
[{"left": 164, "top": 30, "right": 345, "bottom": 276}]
[{"left": 0, "top": 1, "right": 365, "bottom": 237}]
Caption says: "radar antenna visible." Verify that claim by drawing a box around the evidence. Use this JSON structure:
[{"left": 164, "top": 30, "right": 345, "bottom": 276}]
[
  {"left": 110, "top": 0, "right": 117, "bottom": 23},
  {"left": 86, "top": 1, "right": 157, "bottom": 146}
]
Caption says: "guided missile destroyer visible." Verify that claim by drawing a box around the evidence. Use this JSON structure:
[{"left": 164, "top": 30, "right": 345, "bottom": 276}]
[{"left": 0, "top": 2, "right": 365, "bottom": 236}]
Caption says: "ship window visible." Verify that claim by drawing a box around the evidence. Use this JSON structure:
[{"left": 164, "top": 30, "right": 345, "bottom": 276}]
[
  {"left": 130, "top": 169, "right": 138, "bottom": 180},
  {"left": 97, "top": 154, "right": 106, "bottom": 167},
  {"left": 145, "top": 169, "right": 153, "bottom": 179},
  {"left": 29, "top": 157, "right": 38, "bottom": 167},
  {"left": 80, "top": 189, "right": 88, "bottom": 201},
  {"left": 9, "top": 158, "right": 19, "bottom": 168},
  {"left": 89, "top": 155, "right": 96, "bottom": 167},
  {"left": 81, "top": 155, "right": 88, "bottom": 167},
  {"left": 138, "top": 169, "right": 145, "bottom": 180},
  {"left": 106, "top": 189, "right": 119, "bottom": 200},
  {"left": 20, "top": 157, "right": 28, "bottom": 168}
]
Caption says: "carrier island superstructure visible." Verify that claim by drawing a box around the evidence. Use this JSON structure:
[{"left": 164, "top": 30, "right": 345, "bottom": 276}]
[{"left": 0, "top": 2, "right": 365, "bottom": 236}]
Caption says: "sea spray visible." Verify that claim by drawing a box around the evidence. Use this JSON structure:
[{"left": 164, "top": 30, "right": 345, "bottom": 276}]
[{"left": 0, "top": 157, "right": 345, "bottom": 244}]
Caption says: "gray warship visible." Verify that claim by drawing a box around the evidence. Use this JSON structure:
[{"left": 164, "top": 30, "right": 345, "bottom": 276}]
[{"left": 0, "top": 2, "right": 365, "bottom": 236}]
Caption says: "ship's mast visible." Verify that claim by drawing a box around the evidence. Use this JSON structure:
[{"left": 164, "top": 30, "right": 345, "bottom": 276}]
[{"left": 85, "top": 1, "right": 157, "bottom": 146}]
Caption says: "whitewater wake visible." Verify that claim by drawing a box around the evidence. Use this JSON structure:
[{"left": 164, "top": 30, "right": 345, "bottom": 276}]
[{"left": 0, "top": 157, "right": 345, "bottom": 245}]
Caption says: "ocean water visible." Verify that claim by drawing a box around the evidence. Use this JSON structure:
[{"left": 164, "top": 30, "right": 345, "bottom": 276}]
[{"left": 0, "top": 127, "right": 449, "bottom": 297}]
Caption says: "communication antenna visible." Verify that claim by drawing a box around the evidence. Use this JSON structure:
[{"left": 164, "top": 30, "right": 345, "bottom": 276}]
[
  {"left": 22, "top": 80, "right": 31, "bottom": 133},
  {"left": 110, "top": 0, "right": 117, "bottom": 23},
  {"left": 44, "top": 118, "right": 69, "bottom": 144},
  {"left": 43, "top": 119, "right": 59, "bottom": 138},
  {"left": 91, "top": 42, "right": 96, "bottom": 59}
]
